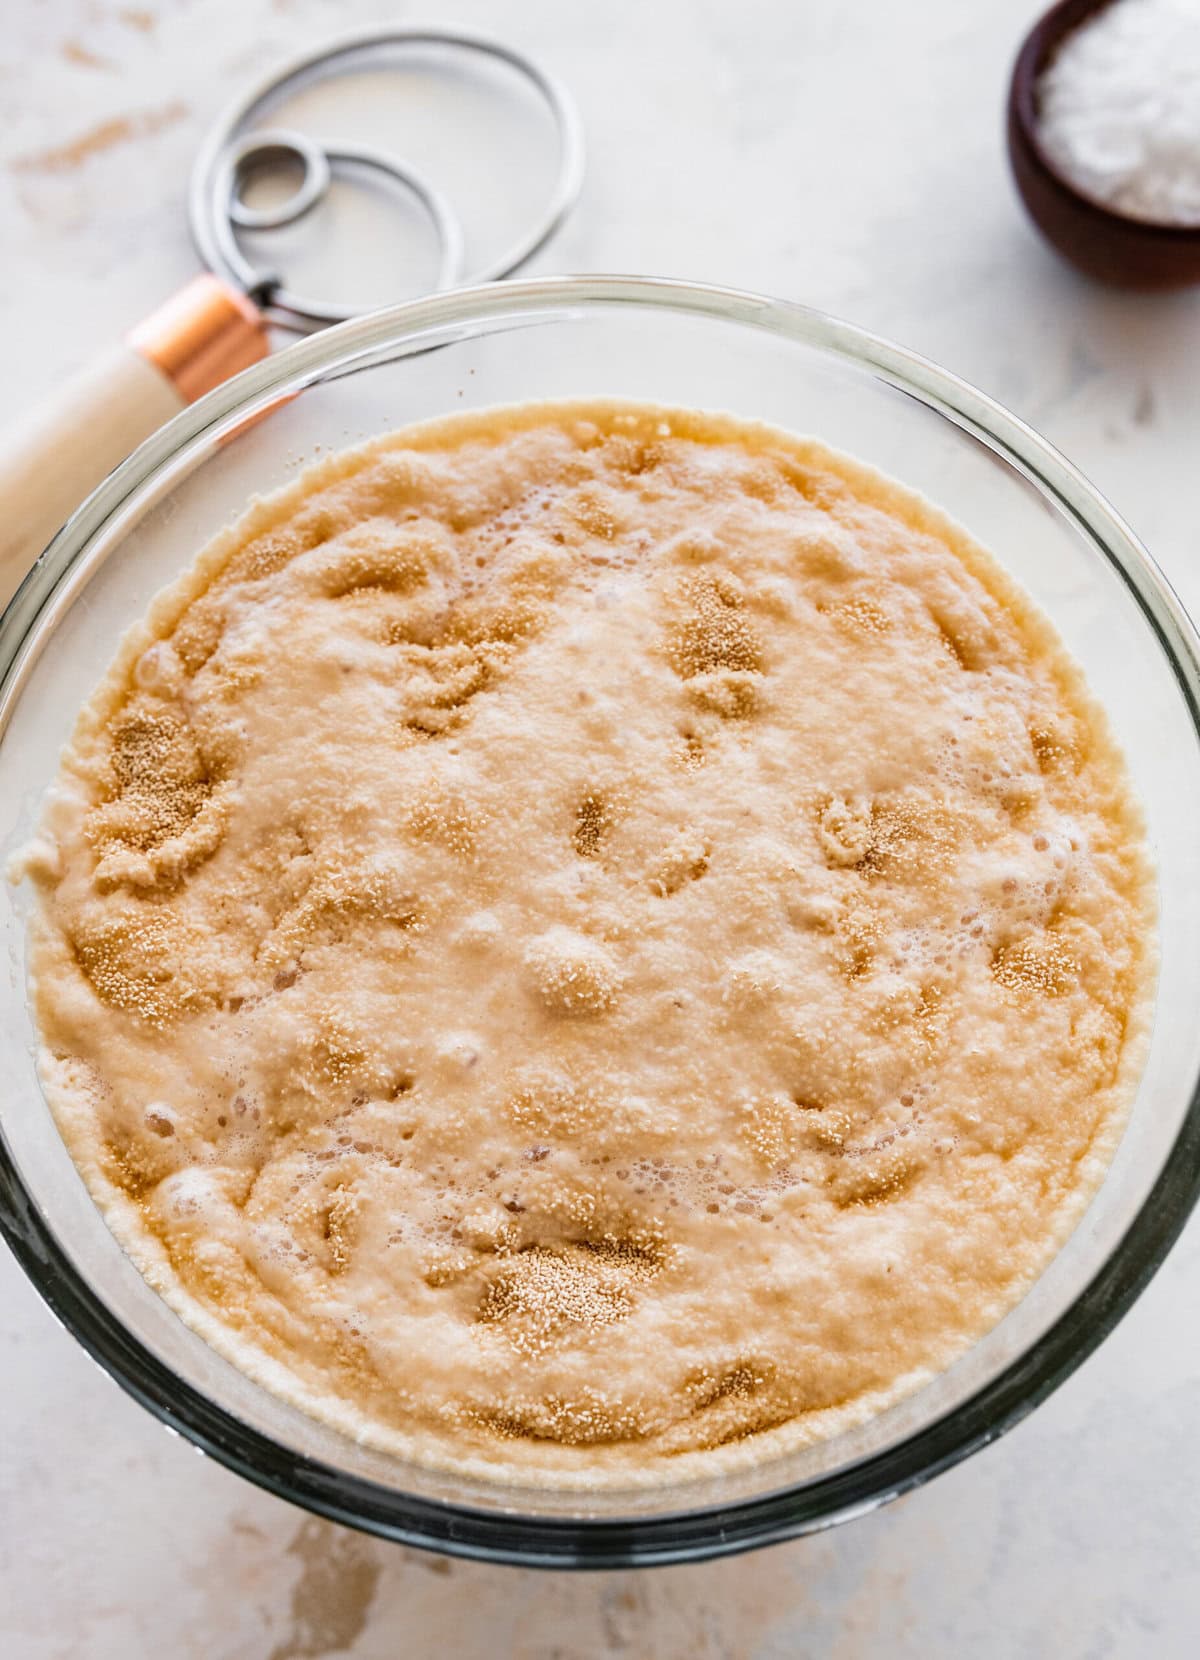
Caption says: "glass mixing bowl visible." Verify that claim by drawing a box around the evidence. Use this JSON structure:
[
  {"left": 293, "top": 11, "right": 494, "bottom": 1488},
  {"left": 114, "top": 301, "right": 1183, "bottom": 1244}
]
[{"left": 2, "top": 277, "right": 1199, "bottom": 1568}]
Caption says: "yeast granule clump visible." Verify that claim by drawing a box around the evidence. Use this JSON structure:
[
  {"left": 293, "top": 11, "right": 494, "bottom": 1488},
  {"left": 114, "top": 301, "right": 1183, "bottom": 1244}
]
[{"left": 19, "top": 401, "right": 1154, "bottom": 1486}]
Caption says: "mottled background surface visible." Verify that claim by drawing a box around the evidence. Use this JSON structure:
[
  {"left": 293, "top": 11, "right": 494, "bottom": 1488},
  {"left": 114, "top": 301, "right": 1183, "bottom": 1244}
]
[{"left": 3, "top": 2, "right": 1200, "bottom": 1654}]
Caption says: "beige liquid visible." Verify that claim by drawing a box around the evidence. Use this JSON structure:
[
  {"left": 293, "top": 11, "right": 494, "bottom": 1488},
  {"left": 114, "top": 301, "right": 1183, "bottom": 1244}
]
[{"left": 18, "top": 401, "right": 1154, "bottom": 1486}]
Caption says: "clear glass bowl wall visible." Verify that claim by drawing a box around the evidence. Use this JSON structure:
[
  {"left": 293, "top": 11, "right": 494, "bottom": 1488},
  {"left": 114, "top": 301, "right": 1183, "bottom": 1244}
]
[{"left": 2, "top": 278, "right": 1199, "bottom": 1568}]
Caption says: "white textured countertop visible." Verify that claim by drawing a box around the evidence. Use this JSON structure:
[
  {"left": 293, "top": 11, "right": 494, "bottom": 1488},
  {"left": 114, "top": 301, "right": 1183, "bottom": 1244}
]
[{"left": 3, "top": 2, "right": 1200, "bottom": 1654}]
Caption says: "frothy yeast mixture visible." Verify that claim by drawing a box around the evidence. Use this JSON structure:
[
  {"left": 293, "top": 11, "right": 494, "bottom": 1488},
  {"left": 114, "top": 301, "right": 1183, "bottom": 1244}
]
[{"left": 20, "top": 401, "right": 1154, "bottom": 1486}]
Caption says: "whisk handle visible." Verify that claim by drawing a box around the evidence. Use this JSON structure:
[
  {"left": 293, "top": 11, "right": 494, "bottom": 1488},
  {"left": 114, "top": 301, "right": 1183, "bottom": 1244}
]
[{"left": 0, "top": 276, "right": 267, "bottom": 613}]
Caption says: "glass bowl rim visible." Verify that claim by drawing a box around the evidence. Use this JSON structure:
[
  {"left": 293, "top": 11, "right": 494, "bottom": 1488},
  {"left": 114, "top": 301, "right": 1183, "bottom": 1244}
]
[{"left": 3, "top": 273, "right": 1200, "bottom": 1569}]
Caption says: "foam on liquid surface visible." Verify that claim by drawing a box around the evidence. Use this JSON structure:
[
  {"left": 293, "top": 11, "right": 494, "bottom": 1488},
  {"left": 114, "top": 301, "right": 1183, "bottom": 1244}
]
[{"left": 19, "top": 401, "right": 1154, "bottom": 1485}]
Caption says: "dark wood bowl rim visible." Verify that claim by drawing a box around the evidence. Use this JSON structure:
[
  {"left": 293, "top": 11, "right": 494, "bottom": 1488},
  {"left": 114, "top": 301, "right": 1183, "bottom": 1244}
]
[{"left": 1012, "top": 0, "right": 1200, "bottom": 244}]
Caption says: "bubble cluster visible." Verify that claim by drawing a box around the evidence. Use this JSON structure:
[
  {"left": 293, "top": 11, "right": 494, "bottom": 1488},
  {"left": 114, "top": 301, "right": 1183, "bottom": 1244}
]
[{"left": 24, "top": 398, "right": 1153, "bottom": 1485}]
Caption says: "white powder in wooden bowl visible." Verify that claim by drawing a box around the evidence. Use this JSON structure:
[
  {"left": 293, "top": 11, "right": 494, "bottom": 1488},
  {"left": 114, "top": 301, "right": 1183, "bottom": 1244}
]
[{"left": 1038, "top": 0, "right": 1200, "bottom": 225}]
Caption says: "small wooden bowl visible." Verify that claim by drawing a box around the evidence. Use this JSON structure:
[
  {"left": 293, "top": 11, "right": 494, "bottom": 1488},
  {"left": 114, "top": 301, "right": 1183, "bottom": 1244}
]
[{"left": 1007, "top": 0, "right": 1200, "bottom": 288}]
